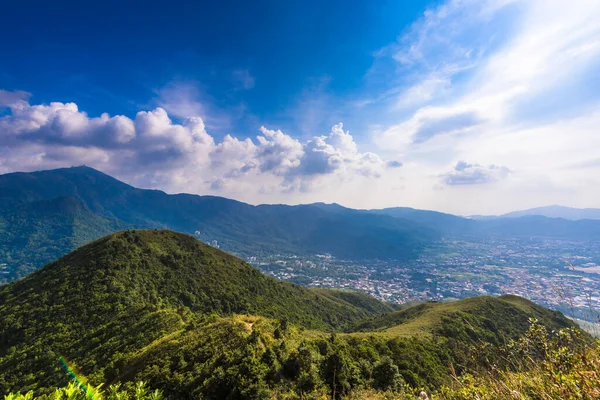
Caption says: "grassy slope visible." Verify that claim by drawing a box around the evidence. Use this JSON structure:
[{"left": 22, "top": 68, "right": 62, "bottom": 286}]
[{"left": 354, "top": 295, "right": 573, "bottom": 340}]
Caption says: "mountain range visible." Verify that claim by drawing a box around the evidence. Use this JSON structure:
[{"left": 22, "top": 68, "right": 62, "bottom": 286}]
[
  {"left": 2, "top": 166, "right": 600, "bottom": 283},
  {"left": 476, "top": 205, "right": 600, "bottom": 220},
  {"left": 0, "top": 230, "right": 577, "bottom": 398},
  {"left": 0, "top": 166, "right": 438, "bottom": 281}
]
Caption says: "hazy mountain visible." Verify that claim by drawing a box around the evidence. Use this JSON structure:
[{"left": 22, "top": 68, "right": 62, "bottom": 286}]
[
  {"left": 0, "top": 230, "right": 577, "bottom": 397},
  {"left": 498, "top": 205, "right": 600, "bottom": 220},
  {"left": 473, "top": 215, "right": 600, "bottom": 240},
  {"left": 368, "top": 206, "right": 600, "bottom": 240}
]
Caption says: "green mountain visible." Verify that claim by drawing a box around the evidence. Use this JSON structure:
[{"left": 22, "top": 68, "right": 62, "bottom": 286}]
[
  {"left": 354, "top": 295, "right": 572, "bottom": 340},
  {"left": 0, "top": 230, "right": 393, "bottom": 392},
  {"left": 366, "top": 206, "right": 475, "bottom": 236},
  {"left": 0, "top": 230, "right": 578, "bottom": 398},
  {"left": 0, "top": 196, "right": 125, "bottom": 282},
  {"left": 0, "top": 167, "right": 439, "bottom": 282}
]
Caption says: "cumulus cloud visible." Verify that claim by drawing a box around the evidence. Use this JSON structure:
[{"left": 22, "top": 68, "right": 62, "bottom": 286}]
[
  {"left": 0, "top": 91, "right": 398, "bottom": 199},
  {"left": 286, "top": 123, "right": 387, "bottom": 183},
  {"left": 442, "top": 161, "right": 510, "bottom": 185},
  {"left": 255, "top": 126, "right": 304, "bottom": 175}
]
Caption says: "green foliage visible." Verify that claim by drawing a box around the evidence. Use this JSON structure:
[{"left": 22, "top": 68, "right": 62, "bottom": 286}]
[
  {"left": 5, "top": 381, "right": 163, "bottom": 400},
  {"left": 0, "top": 230, "right": 394, "bottom": 395},
  {"left": 438, "top": 320, "right": 600, "bottom": 400},
  {"left": 322, "top": 341, "right": 357, "bottom": 399},
  {"left": 372, "top": 357, "right": 404, "bottom": 392},
  {"left": 0, "top": 229, "right": 586, "bottom": 399},
  {"left": 354, "top": 295, "right": 574, "bottom": 340}
]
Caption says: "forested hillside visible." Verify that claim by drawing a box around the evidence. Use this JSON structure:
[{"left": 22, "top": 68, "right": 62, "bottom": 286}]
[
  {"left": 0, "top": 230, "right": 581, "bottom": 399},
  {"left": 0, "top": 195, "right": 125, "bottom": 281}
]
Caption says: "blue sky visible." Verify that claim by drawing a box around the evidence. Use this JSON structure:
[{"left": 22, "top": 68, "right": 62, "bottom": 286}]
[
  {"left": 0, "top": 0, "right": 426, "bottom": 138},
  {"left": 1, "top": 0, "right": 600, "bottom": 214}
]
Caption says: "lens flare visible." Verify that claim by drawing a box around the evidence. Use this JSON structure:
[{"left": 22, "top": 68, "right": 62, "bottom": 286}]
[{"left": 58, "top": 356, "right": 96, "bottom": 399}]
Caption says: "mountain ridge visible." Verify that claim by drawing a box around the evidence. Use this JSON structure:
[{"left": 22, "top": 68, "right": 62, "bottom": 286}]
[
  {"left": 0, "top": 167, "right": 439, "bottom": 283},
  {"left": 0, "top": 230, "right": 396, "bottom": 393},
  {"left": 498, "top": 205, "right": 600, "bottom": 220}
]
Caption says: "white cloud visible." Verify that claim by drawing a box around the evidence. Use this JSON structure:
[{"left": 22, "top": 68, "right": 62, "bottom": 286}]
[
  {"left": 0, "top": 89, "right": 31, "bottom": 108},
  {"left": 386, "top": 0, "right": 600, "bottom": 142},
  {"left": 154, "top": 81, "right": 205, "bottom": 119},
  {"left": 0, "top": 92, "right": 399, "bottom": 203},
  {"left": 395, "top": 77, "right": 451, "bottom": 109},
  {"left": 369, "top": 0, "right": 600, "bottom": 213},
  {"left": 3, "top": 1, "right": 600, "bottom": 214},
  {"left": 442, "top": 161, "right": 510, "bottom": 185},
  {"left": 256, "top": 126, "right": 304, "bottom": 175},
  {"left": 287, "top": 123, "right": 388, "bottom": 183}
]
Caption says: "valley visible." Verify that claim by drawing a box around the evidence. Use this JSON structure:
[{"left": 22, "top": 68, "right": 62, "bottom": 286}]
[{"left": 252, "top": 236, "right": 600, "bottom": 321}]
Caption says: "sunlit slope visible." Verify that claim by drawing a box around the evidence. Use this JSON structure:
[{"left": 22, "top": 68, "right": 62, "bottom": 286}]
[
  {"left": 353, "top": 295, "right": 573, "bottom": 340},
  {"left": 0, "top": 230, "right": 394, "bottom": 393}
]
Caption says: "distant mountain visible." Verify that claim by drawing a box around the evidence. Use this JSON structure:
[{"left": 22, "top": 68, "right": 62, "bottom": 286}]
[
  {"left": 0, "top": 195, "right": 125, "bottom": 281},
  {"left": 0, "top": 167, "right": 439, "bottom": 281},
  {"left": 498, "top": 205, "right": 600, "bottom": 221},
  {"left": 368, "top": 206, "right": 600, "bottom": 241},
  {"left": 2, "top": 167, "right": 600, "bottom": 283},
  {"left": 367, "top": 206, "right": 475, "bottom": 235},
  {"left": 0, "top": 230, "right": 578, "bottom": 397},
  {"left": 310, "top": 203, "right": 477, "bottom": 236},
  {"left": 473, "top": 215, "right": 600, "bottom": 240}
]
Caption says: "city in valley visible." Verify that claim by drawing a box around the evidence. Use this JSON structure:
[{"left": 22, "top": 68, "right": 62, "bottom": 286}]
[{"left": 245, "top": 237, "right": 600, "bottom": 322}]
